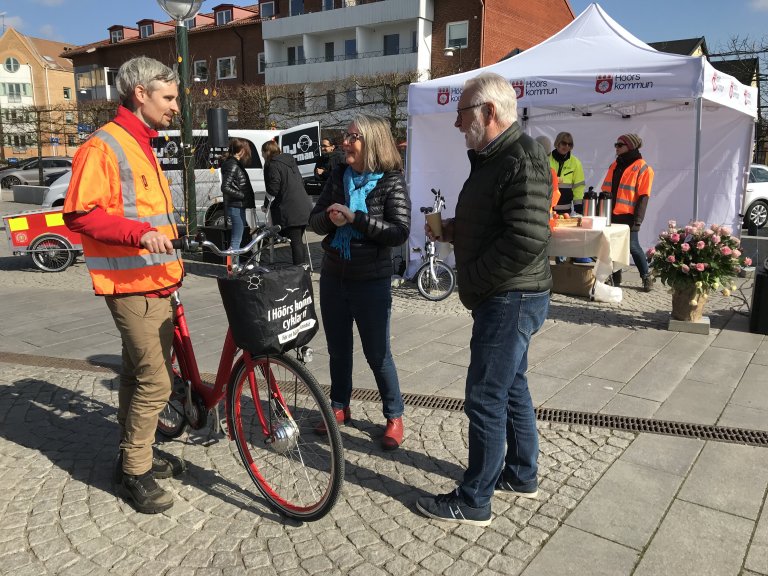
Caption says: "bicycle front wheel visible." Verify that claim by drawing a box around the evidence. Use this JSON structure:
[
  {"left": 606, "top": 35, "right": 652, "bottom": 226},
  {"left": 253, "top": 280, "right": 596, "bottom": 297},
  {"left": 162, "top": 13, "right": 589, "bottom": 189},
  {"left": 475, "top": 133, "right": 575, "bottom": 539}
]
[
  {"left": 416, "top": 260, "right": 456, "bottom": 301},
  {"left": 227, "top": 354, "right": 344, "bottom": 521}
]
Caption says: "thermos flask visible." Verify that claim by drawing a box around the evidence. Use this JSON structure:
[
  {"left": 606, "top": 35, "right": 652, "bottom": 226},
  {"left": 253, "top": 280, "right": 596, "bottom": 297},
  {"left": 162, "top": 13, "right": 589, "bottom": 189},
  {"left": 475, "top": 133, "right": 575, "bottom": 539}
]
[
  {"left": 598, "top": 191, "right": 613, "bottom": 225},
  {"left": 582, "top": 186, "right": 598, "bottom": 217}
]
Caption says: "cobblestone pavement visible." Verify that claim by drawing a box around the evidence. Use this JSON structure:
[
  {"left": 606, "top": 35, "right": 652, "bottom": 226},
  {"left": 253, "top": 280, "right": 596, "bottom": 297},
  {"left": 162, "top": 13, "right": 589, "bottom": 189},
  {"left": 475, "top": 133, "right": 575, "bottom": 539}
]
[{"left": 0, "top": 361, "right": 634, "bottom": 576}]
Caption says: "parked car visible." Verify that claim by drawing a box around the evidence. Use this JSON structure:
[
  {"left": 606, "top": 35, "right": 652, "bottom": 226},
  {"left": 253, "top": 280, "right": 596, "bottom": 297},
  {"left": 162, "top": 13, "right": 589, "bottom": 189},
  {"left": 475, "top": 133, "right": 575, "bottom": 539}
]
[
  {"left": 41, "top": 170, "right": 71, "bottom": 209},
  {"left": 0, "top": 156, "right": 72, "bottom": 189},
  {"left": 744, "top": 164, "right": 768, "bottom": 230}
]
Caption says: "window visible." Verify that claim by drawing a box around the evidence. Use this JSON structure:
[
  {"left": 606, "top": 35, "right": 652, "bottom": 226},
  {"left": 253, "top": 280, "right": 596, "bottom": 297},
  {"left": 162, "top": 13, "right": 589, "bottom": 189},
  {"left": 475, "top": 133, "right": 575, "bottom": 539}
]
[
  {"left": 446, "top": 21, "right": 468, "bottom": 49},
  {"left": 383, "top": 34, "right": 400, "bottom": 56},
  {"left": 290, "top": 0, "right": 304, "bottom": 16},
  {"left": 216, "top": 9, "right": 233, "bottom": 25},
  {"left": 325, "top": 42, "right": 334, "bottom": 62},
  {"left": 322, "top": 0, "right": 334, "bottom": 9},
  {"left": 412, "top": 30, "right": 417, "bottom": 53},
  {"left": 751, "top": 166, "right": 768, "bottom": 183},
  {"left": 287, "top": 46, "right": 305, "bottom": 66},
  {"left": 260, "top": 1, "right": 275, "bottom": 18},
  {"left": 346, "top": 88, "right": 356, "bottom": 106},
  {"left": 296, "top": 90, "right": 306, "bottom": 111},
  {"left": 4, "top": 57, "right": 19, "bottom": 73},
  {"left": 184, "top": 17, "right": 196, "bottom": 29},
  {"left": 326, "top": 90, "right": 335, "bottom": 110},
  {"left": 106, "top": 68, "right": 118, "bottom": 87},
  {"left": 193, "top": 60, "right": 208, "bottom": 81},
  {"left": 140, "top": 24, "right": 153, "bottom": 38},
  {"left": 110, "top": 29, "right": 124, "bottom": 43},
  {"left": 63, "top": 87, "right": 72, "bottom": 100},
  {"left": 65, "top": 112, "right": 74, "bottom": 124},
  {"left": 67, "top": 135, "right": 78, "bottom": 147},
  {"left": 217, "top": 57, "right": 236, "bottom": 79},
  {"left": 258, "top": 53, "right": 266, "bottom": 74},
  {"left": 345, "top": 39, "right": 357, "bottom": 60}
]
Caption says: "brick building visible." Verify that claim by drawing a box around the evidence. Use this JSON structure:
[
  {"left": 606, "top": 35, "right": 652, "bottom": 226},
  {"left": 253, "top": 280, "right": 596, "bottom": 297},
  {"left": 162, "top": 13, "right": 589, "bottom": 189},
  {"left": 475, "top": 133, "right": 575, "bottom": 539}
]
[
  {"left": 63, "top": 0, "right": 574, "bottom": 132},
  {"left": 0, "top": 27, "right": 77, "bottom": 159}
]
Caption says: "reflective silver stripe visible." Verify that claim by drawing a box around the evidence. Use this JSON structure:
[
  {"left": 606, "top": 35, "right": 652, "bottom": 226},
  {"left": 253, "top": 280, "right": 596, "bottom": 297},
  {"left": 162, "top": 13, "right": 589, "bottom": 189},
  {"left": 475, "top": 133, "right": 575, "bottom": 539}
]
[
  {"left": 602, "top": 180, "right": 612, "bottom": 188},
  {"left": 91, "top": 128, "right": 138, "bottom": 219},
  {"left": 136, "top": 213, "right": 176, "bottom": 227},
  {"left": 85, "top": 252, "right": 179, "bottom": 271},
  {"left": 616, "top": 198, "right": 636, "bottom": 208},
  {"left": 619, "top": 183, "right": 636, "bottom": 193},
  {"left": 573, "top": 180, "right": 585, "bottom": 188},
  {"left": 637, "top": 164, "right": 649, "bottom": 176}
]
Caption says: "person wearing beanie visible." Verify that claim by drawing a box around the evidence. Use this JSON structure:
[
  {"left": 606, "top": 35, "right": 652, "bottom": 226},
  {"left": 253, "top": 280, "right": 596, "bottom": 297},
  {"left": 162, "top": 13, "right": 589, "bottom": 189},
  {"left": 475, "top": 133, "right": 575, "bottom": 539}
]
[{"left": 600, "top": 133, "right": 654, "bottom": 292}]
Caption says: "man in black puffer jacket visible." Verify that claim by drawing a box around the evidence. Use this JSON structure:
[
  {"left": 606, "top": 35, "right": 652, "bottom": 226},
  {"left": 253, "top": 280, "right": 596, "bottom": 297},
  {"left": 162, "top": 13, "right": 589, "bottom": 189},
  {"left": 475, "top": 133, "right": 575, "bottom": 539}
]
[{"left": 417, "top": 73, "right": 552, "bottom": 526}]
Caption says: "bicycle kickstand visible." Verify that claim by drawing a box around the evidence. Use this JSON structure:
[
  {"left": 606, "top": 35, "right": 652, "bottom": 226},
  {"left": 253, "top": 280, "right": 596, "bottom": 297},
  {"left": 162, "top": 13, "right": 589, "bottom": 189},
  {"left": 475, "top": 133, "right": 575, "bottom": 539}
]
[{"left": 208, "top": 404, "right": 228, "bottom": 437}]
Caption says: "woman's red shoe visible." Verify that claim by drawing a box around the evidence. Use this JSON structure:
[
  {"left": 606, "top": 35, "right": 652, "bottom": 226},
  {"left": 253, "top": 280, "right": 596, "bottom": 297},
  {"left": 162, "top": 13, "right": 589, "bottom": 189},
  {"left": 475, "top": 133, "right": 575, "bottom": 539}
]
[
  {"left": 381, "top": 417, "right": 403, "bottom": 450},
  {"left": 314, "top": 406, "right": 351, "bottom": 435}
]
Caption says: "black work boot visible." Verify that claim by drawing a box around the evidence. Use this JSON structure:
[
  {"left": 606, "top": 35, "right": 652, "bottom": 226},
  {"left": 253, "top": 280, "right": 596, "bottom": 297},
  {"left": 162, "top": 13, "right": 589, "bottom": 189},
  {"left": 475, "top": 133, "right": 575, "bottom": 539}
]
[
  {"left": 610, "top": 270, "right": 622, "bottom": 287},
  {"left": 119, "top": 471, "right": 174, "bottom": 514},
  {"left": 113, "top": 451, "right": 186, "bottom": 485},
  {"left": 642, "top": 274, "right": 653, "bottom": 292}
]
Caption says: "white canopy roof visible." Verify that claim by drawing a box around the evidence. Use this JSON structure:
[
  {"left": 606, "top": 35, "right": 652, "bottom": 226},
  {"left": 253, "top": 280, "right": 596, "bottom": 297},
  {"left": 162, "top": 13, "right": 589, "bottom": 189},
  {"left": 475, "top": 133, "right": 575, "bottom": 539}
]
[
  {"left": 408, "top": 3, "right": 756, "bottom": 117},
  {"left": 404, "top": 3, "right": 757, "bottom": 276}
]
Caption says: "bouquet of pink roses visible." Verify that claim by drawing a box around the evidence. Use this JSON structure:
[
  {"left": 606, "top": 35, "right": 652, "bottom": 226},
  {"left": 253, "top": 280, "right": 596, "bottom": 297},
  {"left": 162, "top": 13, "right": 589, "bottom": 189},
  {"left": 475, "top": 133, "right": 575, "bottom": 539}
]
[{"left": 647, "top": 220, "right": 752, "bottom": 297}]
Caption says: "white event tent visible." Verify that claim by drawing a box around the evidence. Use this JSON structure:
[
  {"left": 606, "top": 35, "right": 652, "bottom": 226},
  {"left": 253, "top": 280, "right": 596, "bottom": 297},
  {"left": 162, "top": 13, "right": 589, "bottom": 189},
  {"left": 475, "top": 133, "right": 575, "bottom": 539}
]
[{"left": 405, "top": 3, "right": 757, "bottom": 274}]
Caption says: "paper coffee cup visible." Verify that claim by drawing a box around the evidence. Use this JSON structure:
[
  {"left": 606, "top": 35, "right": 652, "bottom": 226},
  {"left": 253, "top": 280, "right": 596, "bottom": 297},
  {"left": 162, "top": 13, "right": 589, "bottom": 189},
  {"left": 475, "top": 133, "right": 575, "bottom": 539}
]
[{"left": 426, "top": 212, "right": 442, "bottom": 239}]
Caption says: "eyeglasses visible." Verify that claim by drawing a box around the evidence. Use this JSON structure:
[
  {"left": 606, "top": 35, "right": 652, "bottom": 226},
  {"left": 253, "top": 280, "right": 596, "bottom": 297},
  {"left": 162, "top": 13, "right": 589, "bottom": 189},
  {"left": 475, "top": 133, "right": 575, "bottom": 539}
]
[
  {"left": 614, "top": 142, "right": 626, "bottom": 148},
  {"left": 321, "top": 143, "right": 334, "bottom": 149},
  {"left": 456, "top": 103, "right": 485, "bottom": 115},
  {"left": 342, "top": 133, "right": 363, "bottom": 144},
  {"left": 558, "top": 141, "right": 574, "bottom": 147}
]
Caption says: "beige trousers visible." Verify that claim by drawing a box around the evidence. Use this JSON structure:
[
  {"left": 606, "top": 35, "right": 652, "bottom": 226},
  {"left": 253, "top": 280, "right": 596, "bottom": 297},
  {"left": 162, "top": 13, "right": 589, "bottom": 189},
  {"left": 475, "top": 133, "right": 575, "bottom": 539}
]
[{"left": 106, "top": 295, "right": 174, "bottom": 475}]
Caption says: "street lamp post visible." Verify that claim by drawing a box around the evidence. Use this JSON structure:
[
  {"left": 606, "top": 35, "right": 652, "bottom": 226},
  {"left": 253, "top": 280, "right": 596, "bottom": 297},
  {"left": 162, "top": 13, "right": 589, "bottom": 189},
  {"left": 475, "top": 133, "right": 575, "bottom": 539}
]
[
  {"left": 444, "top": 45, "right": 464, "bottom": 72},
  {"left": 157, "top": 0, "right": 203, "bottom": 236}
]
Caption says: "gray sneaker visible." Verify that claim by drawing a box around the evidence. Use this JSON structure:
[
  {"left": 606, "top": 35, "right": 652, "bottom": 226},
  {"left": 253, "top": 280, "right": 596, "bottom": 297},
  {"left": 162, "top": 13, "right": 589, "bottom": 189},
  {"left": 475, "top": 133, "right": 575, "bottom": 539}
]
[
  {"left": 494, "top": 475, "right": 539, "bottom": 498},
  {"left": 119, "top": 472, "right": 174, "bottom": 514},
  {"left": 416, "top": 488, "right": 491, "bottom": 526}
]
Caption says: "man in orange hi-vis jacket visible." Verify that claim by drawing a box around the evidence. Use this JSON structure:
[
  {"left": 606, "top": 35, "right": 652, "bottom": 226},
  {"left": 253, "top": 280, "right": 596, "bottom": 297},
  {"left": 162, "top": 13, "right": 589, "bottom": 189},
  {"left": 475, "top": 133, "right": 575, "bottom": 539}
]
[{"left": 64, "top": 56, "right": 185, "bottom": 514}]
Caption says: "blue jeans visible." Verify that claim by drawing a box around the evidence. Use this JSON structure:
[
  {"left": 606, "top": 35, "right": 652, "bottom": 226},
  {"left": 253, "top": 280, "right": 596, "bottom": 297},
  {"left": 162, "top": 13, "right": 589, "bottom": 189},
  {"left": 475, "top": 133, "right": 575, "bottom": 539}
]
[
  {"left": 459, "top": 290, "right": 550, "bottom": 508},
  {"left": 320, "top": 274, "right": 404, "bottom": 419},
  {"left": 226, "top": 206, "right": 247, "bottom": 264},
  {"left": 630, "top": 230, "right": 649, "bottom": 277}
]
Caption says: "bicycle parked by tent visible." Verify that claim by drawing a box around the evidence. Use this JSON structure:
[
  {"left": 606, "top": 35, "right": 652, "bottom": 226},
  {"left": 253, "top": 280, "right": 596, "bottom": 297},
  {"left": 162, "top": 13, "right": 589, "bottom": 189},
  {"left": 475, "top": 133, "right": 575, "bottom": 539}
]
[{"left": 415, "top": 188, "right": 456, "bottom": 301}]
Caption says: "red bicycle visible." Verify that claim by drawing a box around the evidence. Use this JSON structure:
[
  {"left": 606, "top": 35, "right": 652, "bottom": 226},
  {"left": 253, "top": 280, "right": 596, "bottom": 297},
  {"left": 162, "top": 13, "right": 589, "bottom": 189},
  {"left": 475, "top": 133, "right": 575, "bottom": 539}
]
[{"left": 161, "top": 227, "right": 344, "bottom": 521}]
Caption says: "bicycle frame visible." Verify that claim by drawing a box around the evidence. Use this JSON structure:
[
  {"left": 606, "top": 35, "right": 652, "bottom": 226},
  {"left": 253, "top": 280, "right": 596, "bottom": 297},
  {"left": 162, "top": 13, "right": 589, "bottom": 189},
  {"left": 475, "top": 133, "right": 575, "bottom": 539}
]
[{"left": 169, "top": 226, "right": 294, "bottom": 441}]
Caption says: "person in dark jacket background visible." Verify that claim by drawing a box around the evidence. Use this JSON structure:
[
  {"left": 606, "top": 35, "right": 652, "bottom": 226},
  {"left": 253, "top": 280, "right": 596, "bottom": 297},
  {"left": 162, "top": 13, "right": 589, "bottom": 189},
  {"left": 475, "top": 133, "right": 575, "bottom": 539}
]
[
  {"left": 261, "top": 140, "right": 313, "bottom": 265},
  {"left": 220, "top": 138, "right": 255, "bottom": 266},
  {"left": 309, "top": 114, "right": 410, "bottom": 450},
  {"left": 417, "top": 73, "right": 552, "bottom": 526}
]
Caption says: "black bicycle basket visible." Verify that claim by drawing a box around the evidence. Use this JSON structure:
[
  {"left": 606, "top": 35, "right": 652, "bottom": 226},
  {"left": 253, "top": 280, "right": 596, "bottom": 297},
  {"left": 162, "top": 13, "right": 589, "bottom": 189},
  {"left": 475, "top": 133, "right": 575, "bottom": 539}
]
[{"left": 217, "top": 263, "right": 318, "bottom": 356}]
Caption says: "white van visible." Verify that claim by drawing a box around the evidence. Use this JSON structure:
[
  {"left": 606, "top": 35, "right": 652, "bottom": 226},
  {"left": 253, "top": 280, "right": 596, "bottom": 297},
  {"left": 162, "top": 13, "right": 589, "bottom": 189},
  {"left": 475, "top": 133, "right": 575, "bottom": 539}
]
[
  {"left": 153, "top": 121, "right": 321, "bottom": 226},
  {"left": 42, "top": 122, "right": 322, "bottom": 228}
]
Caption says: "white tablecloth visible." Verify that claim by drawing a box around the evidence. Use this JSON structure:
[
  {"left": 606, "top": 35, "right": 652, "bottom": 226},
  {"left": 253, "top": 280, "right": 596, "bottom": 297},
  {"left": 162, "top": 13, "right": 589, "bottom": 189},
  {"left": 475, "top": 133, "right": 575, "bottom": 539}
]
[{"left": 548, "top": 224, "right": 630, "bottom": 281}]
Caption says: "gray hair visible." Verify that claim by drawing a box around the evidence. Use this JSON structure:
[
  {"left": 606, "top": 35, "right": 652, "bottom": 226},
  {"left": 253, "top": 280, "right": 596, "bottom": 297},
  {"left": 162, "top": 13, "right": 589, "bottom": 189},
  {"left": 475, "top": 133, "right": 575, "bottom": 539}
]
[
  {"left": 463, "top": 72, "right": 518, "bottom": 126},
  {"left": 349, "top": 113, "right": 402, "bottom": 173},
  {"left": 116, "top": 56, "right": 179, "bottom": 110}
]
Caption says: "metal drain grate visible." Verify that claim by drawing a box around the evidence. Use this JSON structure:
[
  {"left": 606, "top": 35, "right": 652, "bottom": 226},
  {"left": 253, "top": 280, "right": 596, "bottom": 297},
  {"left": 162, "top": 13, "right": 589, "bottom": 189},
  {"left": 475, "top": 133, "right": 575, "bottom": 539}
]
[{"left": 5, "top": 352, "right": 766, "bottom": 448}]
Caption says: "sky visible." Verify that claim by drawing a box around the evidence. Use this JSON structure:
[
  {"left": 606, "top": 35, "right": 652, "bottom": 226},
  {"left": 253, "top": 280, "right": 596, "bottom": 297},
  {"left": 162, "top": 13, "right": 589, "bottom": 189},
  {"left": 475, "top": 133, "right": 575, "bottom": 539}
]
[{"left": 2, "top": 0, "right": 768, "bottom": 53}]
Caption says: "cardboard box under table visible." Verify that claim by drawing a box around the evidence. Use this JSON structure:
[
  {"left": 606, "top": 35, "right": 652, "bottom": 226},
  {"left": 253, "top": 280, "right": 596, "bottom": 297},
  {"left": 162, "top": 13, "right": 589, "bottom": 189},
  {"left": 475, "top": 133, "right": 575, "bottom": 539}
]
[
  {"left": 548, "top": 223, "right": 630, "bottom": 280},
  {"left": 550, "top": 260, "right": 596, "bottom": 296}
]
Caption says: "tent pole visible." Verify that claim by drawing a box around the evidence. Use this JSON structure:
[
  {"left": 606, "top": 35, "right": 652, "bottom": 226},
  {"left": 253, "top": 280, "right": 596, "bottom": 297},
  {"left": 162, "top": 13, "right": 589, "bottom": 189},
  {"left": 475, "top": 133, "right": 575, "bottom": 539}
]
[{"left": 693, "top": 97, "right": 703, "bottom": 220}]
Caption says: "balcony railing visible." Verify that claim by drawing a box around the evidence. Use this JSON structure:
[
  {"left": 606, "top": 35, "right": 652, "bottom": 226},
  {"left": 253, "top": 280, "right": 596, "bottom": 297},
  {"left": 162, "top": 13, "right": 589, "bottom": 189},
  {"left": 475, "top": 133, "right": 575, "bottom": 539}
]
[
  {"left": 266, "top": 46, "right": 416, "bottom": 70},
  {"left": 7, "top": 95, "right": 21, "bottom": 103}
]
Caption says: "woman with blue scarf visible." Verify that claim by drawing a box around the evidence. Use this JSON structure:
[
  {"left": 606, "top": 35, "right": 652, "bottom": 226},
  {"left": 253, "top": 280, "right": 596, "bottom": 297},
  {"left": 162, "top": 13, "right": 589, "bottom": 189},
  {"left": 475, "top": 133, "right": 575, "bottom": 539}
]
[{"left": 309, "top": 114, "right": 411, "bottom": 450}]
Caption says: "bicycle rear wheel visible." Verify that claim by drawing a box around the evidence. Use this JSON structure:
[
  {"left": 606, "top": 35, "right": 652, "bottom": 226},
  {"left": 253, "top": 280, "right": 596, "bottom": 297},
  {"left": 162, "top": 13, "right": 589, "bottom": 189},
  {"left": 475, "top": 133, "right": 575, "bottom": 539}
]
[
  {"left": 416, "top": 260, "right": 456, "bottom": 301},
  {"left": 227, "top": 353, "right": 344, "bottom": 521},
  {"left": 157, "top": 342, "right": 188, "bottom": 438}
]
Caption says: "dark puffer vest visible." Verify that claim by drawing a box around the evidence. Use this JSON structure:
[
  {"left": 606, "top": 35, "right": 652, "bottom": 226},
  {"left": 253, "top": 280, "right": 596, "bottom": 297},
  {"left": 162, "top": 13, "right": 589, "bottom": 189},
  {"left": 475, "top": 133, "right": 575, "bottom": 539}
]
[
  {"left": 453, "top": 122, "right": 553, "bottom": 310},
  {"left": 309, "top": 166, "right": 411, "bottom": 281}
]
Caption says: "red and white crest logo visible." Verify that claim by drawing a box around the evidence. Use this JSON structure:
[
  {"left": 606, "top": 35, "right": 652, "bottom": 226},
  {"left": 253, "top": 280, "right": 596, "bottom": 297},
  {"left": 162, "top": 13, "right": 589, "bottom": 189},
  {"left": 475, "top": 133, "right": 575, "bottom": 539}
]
[
  {"left": 510, "top": 80, "right": 525, "bottom": 100},
  {"left": 437, "top": 87, "right": 450, "bottom": 106},
  {"left": 595, "top": 75, "right": 613, "bottom": 94},
  {"left": 745, "top": 89, "right": 752, "bottom": 107},
  {"left": 711, "top": 72, "right": 719, "bottom": 91}
]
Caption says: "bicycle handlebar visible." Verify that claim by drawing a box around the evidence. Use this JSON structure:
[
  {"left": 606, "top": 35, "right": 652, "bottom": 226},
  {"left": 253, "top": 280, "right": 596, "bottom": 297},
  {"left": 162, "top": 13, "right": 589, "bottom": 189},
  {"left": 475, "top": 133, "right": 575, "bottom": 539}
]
[{"left": 171, "top": 225, "right": 285, "bottom": 256}]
